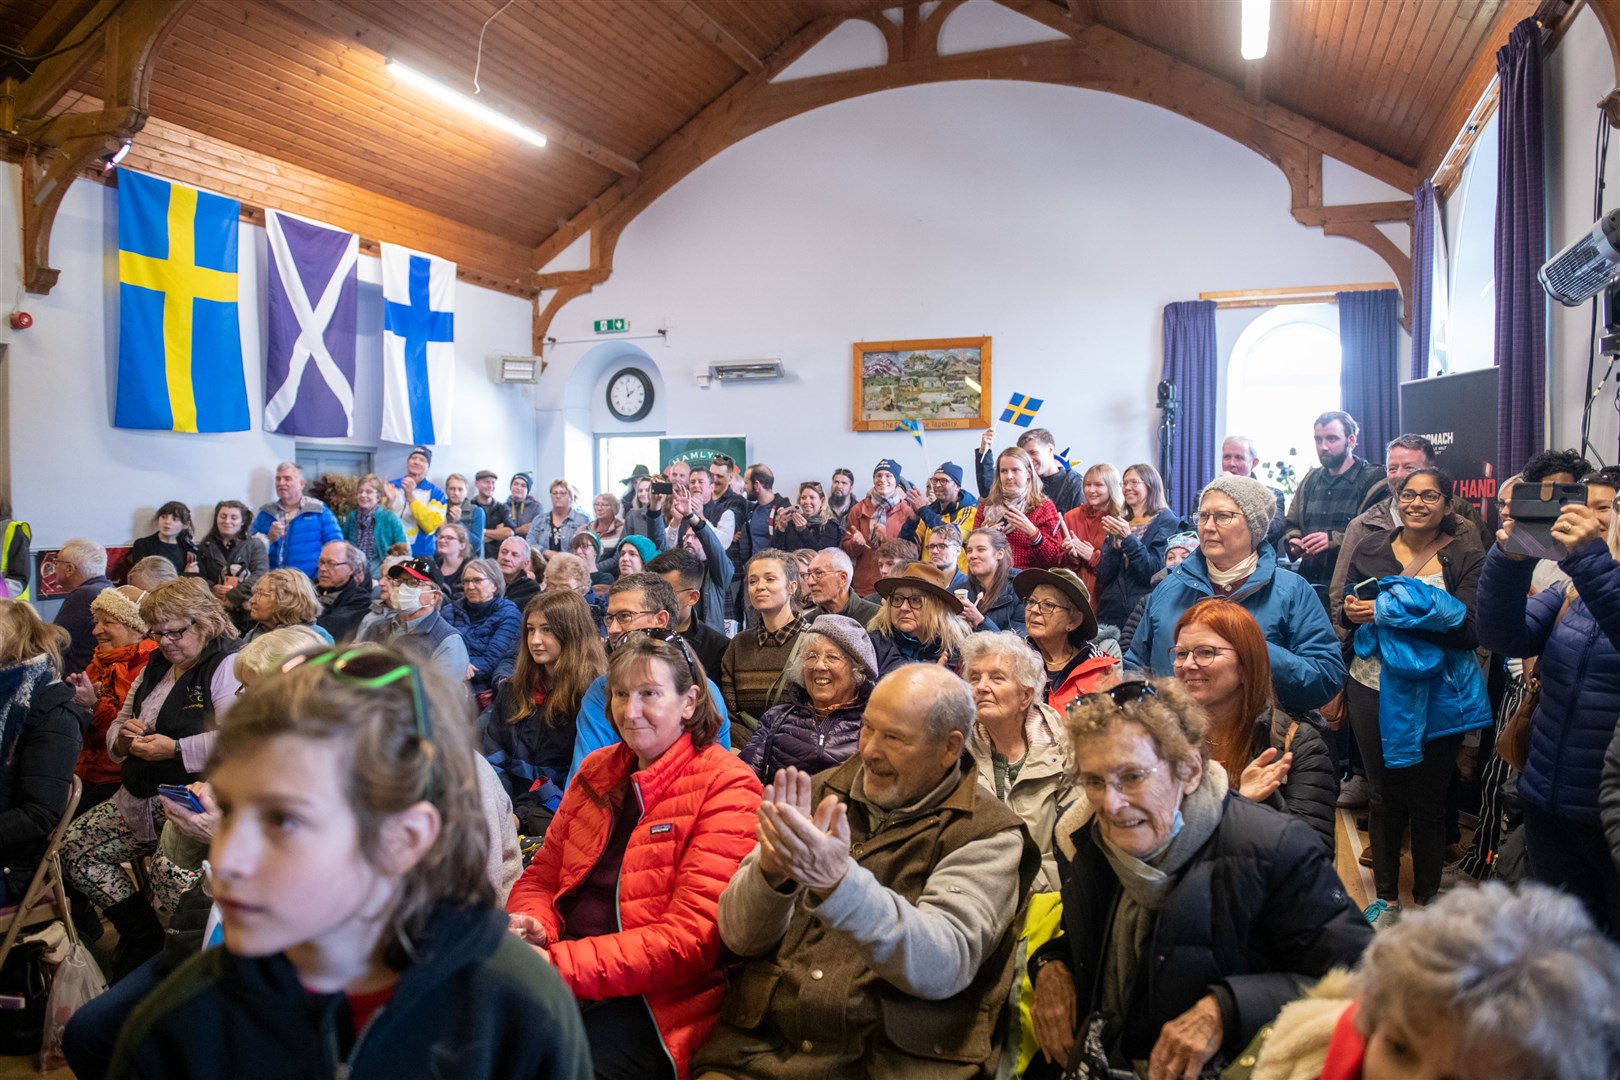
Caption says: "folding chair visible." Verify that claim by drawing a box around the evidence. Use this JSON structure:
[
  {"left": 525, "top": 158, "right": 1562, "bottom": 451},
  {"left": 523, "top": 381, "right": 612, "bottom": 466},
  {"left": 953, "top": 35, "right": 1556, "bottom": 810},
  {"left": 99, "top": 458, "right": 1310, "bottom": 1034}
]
[{"left": 0, "top": 775, "right": 83, "bottom": 971}]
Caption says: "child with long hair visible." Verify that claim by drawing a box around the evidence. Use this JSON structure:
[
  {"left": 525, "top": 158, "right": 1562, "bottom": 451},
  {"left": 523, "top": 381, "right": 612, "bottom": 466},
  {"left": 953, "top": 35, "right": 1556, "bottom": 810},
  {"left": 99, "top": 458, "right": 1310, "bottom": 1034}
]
[
  {"left": 483, "top": 592, "right": 606, "bottom": 836},
  {"left": 109, "top": 644, "right": 590, "bottom": 1078}
]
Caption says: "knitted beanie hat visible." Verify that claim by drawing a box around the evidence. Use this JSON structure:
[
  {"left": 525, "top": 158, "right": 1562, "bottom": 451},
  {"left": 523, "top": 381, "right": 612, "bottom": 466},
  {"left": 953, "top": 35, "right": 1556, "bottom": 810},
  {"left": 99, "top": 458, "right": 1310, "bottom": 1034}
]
[
  {"left": 90, "top": 585, "right": 147, "bottom": 635},
  {"left": 1199, "top": 475, "right": 1275, "bottom": 546},
  {"left": 1165, "top": 531, "right": 1201, "bottom": 554},
  {"left": 616, "top": 534, "right": 660, "bottom": 565},
  {"left": 802, "top": 614, "right": 879, "bottom": 685}
]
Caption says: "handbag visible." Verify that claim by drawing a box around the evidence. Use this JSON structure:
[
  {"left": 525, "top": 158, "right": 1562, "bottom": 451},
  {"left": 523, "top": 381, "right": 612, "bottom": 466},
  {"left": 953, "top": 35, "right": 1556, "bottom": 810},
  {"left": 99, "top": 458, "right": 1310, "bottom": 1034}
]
[
  {"left": 0, "top": 939, "right": 49, "bottom": 1056},
  {"left": 1496, "top": 590, "right": 1576, "bottom": 772}
]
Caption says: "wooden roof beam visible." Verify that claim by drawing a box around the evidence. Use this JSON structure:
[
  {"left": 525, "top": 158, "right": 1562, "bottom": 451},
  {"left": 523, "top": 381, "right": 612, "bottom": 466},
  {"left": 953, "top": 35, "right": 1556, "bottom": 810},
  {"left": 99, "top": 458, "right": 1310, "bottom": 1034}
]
[
  {"left": 261, "top": 0, "right": 641, "bottom": 179},
  {"left": 655, "top": 0, "right": 764, "bottom": 74}
]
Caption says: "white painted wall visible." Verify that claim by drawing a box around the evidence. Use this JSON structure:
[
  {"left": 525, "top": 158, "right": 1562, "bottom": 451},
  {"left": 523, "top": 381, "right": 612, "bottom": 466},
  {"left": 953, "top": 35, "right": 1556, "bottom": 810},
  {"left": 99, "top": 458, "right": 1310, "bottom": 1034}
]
[
  {"left": 537, "top": 76, "right": 1398, "bottom": 500},
  {"left": 0, "top": 164, "right": 538, "bottom": 551},
  {"left": 1547, "top": 6, "right": 1620, "bottom": 463}
]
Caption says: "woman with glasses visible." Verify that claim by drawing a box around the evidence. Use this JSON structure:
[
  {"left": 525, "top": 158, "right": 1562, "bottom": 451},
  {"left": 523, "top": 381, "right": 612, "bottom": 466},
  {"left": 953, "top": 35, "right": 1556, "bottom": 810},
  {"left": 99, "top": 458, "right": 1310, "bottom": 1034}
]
[
  {"left": 1172, "top": 599, "right": 1337, "bottom": 850},
  {"left": 483, "top": 590, "right": 605, "bottom": 835},
  {"left": 721, "top": 549, "right": 808, "bottom": 743},
  {"left": 1127, "top": 475, "right": 1344, "bottom": 715},
  {"left": 507, "top": 633, "right": 762, "bottom": 1080},
  {"left": 738, "top": 614, "right": 876, "bottom": 783},
  {"left": 434, "top": 521, "right": 473, "bottom": 599},
  {"left": 1341, "top": 466, "right": 1488, "bottom": 927},
  {"left": 531, "top": 479, "right": 590, "bottom": 564},
  {"left": 771, "top": 481, "right": 842, "bottom": 551},
  {"left": 243, "top": 568, "right": 333, "bottom": 645},
  {"left": 960, "top": 527, "right": 1025, "bottom": 635},
  {"left": 449, "top": 557, "right": 522, "bottom": 702},
  {"left": 1026, "top": 678, "right": 1370, "bottom": 1079},
  {"left": 62, "top": 578, "right": 242, "bottom": 980},
  {"left": 1014, "top": 567, "right": 1118, "bottom": 713},
  {"left": 867, "top": 562, "right": 973, "bottom": 675}
]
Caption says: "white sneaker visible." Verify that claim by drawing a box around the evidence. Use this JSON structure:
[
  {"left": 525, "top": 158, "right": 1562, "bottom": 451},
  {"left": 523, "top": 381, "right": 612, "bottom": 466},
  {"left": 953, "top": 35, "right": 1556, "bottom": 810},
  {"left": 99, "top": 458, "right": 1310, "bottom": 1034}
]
[{"left": 1336, "top": 774, "right": 1370, "bottom": 809}]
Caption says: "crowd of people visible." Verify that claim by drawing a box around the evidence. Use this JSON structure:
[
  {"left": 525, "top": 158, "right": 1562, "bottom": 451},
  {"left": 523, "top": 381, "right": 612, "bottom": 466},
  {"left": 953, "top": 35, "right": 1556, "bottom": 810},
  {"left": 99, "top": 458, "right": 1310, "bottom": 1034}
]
[{"left": 0, "top": 417, "right": 1608, "bottom": 1078}]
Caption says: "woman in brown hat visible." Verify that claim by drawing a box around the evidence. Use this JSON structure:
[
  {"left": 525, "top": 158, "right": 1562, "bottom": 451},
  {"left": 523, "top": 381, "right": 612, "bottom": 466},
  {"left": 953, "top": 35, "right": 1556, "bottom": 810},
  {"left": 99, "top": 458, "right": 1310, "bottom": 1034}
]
[
  {"left": 868, "top": 562, "right": 973, "bottom": 676},
  {"left": 1014, "top": 567, "right": 1119, "bottom": 713}
]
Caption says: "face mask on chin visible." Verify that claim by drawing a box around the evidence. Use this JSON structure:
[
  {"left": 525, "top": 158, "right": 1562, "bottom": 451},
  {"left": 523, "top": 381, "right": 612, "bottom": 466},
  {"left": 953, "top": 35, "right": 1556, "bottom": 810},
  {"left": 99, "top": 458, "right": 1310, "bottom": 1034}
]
[{"left": 390, "top": 583, "right": 425, "bottom": 614}]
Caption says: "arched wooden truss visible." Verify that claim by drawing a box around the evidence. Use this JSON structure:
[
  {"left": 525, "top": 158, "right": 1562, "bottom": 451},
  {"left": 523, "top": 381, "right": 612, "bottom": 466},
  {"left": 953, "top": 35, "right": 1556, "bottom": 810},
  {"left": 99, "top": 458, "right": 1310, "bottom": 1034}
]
[{"left": 531, "top": 0, "right": 1422, "bottom": 351}]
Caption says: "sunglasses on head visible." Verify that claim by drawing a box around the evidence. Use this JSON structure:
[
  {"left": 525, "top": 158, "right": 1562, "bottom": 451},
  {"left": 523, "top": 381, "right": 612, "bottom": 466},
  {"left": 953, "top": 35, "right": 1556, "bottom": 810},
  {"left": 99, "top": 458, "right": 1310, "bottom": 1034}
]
[
  {"left": 280, "top": 645, "right": 435, "bottom": 796},
  {"left": 1079, "top": 681, "right": 1158, "bottom": 709},
  {"left": 610, "top": 626, "right": 703, "bottom": 686},
  {"left": 387, "top": 557, "right": 436, "bottom": 584}
]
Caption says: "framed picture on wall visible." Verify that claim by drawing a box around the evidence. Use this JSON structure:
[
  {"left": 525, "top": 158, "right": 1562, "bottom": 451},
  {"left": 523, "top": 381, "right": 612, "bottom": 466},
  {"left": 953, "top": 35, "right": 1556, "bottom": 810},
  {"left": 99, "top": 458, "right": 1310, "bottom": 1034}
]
[{"left": 851, "top": 337, "right": 991, "bottom": 432}]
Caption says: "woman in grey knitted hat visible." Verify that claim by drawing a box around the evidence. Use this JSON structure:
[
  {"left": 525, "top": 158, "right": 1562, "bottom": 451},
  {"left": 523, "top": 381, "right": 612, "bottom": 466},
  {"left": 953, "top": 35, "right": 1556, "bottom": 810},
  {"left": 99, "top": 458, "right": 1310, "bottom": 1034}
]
[
  {"left": 736, "top": 614, "right": 875, "bottom": 783},
  {"left": 1122, "top": 475, "right": 1346, "bottom": 715}
]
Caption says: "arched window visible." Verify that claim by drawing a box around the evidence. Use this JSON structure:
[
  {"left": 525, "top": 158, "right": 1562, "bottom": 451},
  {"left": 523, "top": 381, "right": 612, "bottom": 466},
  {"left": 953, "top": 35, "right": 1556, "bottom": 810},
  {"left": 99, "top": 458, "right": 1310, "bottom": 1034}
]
[{"left": 1225, "top": 305, "right": 1341, "bottom": 484}]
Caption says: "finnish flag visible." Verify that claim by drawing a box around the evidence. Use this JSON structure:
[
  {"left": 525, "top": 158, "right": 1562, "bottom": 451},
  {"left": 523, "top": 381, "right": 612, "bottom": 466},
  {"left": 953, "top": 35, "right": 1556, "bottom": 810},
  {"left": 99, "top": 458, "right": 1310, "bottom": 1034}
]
[
  {"left": 264, "top": 210, "right": 358, "bottom": 437},
  {"left": 381, "top": 242, "right": 456, "bottom": 446}
]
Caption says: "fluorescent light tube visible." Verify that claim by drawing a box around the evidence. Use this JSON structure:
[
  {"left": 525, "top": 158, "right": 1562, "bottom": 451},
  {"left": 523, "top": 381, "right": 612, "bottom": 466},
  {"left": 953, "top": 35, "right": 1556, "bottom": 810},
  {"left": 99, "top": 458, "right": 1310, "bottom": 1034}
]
[
  {"left": 387, "top": 59, "right": 548, "bottom": 148},
  {"left": 1241, "top": 0, "right": 1270, "bottom": 61}
]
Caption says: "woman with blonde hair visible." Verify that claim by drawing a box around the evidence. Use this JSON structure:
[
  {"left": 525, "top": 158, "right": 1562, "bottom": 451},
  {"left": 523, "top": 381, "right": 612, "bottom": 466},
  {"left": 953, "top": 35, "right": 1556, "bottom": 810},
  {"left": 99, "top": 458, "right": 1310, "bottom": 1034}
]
[
  {"left": 963, "top": 446, "right": 1063, "bottom": 570},
  {"left": 342, "top": 472, "right": 407, "bottom": 578},
  {"left": 244, "top": 567, "right": 331, "bottom": 644},
  {"left": 1094, "top": 462, "right": 1181, "bottom": 627},
  {"left": 434, "top": 521, "right": 472, "bottom": 598},
  {"left": 772, "top": 481, "right": 842, "bottom": 551},
  {"left": 868, "top": 562, "right": 974, "bottom": 675},
  {"left": 1061, "top": 463, "right": 1126, "bottom": 597},
  {"left": 0, "top": 601, "right": 84, "bottom": 904},
  {"left": 589, "top": 492, "right": 625, "bottom": 549},
  {"left": 62, "top": 578, "right": 242, "bottom": 978}
]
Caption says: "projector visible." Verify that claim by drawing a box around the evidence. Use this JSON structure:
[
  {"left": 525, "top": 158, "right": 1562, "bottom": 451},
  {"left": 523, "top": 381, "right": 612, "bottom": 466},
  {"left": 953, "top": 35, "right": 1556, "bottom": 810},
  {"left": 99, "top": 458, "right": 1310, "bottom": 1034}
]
[{"left": 1541, "top": 208, "right": 1620, "bottom": 306}]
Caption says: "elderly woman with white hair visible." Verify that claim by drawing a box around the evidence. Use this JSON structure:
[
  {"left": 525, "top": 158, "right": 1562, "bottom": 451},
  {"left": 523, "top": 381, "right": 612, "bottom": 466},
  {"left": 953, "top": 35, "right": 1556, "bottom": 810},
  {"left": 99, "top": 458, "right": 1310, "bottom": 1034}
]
[
  {"left": 737, "top": 614, "right": 877, "bottom": 783},
  {"left": 961, "top": 631, "right": 1072, "bottom": 893},
  {"left": 1249, "top": 882, "right": 1620, "bottom": 1080},
  {"left": 1125, "top": 475, "right": 1344, "bottom": 714}
]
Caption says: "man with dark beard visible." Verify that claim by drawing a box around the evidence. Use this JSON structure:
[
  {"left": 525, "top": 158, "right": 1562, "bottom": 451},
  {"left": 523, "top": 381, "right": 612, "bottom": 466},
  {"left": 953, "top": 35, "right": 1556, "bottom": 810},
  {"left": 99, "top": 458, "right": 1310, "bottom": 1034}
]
[
  {"left": 827, "top": 468, "right": 856, "bottom": 528},
  {"left": 1279, "top": 410, "right": 1384, "bottom": 599}
]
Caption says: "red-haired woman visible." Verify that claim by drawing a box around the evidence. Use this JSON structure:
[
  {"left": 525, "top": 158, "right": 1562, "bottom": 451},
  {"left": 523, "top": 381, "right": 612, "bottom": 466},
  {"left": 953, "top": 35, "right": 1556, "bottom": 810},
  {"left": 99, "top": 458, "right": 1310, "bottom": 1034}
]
[
  {"left": 962, "top": 446, "right": 1063, "bottom": 570},
  {"left": 1171, "top": 598, "right": 1338, "bottom": 851}
]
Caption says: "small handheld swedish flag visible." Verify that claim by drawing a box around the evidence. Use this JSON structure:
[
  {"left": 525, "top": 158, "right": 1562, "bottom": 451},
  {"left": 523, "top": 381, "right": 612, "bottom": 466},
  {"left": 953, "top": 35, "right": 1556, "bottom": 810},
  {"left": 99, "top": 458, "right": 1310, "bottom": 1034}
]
[
  {"left": 116, "top": 171, "right": 249, "bottom": 433},
  {"left": 897, "top": 419, "right": 925, "bottom": 447},
  {"left": 1000, "top": 393, "right": 1042, "bottom": 427}
]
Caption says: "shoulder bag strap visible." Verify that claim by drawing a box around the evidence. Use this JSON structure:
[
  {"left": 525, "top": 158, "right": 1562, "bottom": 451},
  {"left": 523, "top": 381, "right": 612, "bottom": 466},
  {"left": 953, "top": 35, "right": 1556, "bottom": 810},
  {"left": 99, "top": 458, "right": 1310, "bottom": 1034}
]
[{"left": 1399, "top": 533, "right": 1454, "bottom": 577}]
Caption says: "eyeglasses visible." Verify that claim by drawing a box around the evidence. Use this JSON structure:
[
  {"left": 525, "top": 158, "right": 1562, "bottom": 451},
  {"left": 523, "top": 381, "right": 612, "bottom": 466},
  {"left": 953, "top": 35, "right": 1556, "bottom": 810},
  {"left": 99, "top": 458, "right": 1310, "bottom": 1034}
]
[
  {"left": 1080, "top": 681, "right": 1158, "bottom": 708},
  {"left": 603, "top": 609, "right": 661, "bottom": 628},
  {"left": 284, "top": 645, "right": 433, "bottom": 796},
  {"left": 1397, "top": 489, "right": 1445, "bottom": 505},
  {"left": 1025, "top": 598, "right": 1074, "bottom": 616},
  {"left": 1171, "top": 645, "right": 1234, "bottom": 666},
  {"left": 610, "top": 627, "right": 702, "bottom": 686},
  {"left": 1077, "top": 762, "right": 1165, "bottom": 798},
  {"left": 803, "top": 568, "right": 842, "bottom": 581},
  {"left": 1195, "top": 510, "right": 1242, "bottom": 527},
  {"left": 802, "top": 649, "right": 849, "bottom": 667},
  {"left": 888, "top": 592, "right": 927, "bottom": 611},
  {"left": 461, "top": 575, "right": 492, "bottom": 589},
  {"left": 147, "top": 620, "right": 196, "bottom": 643}
]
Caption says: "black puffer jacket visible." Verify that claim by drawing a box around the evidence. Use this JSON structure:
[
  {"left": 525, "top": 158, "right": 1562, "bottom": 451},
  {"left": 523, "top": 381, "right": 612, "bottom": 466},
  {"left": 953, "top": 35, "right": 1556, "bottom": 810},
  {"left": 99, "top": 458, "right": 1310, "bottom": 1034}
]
[
  {"left": 0, "top": 680, "right": 85, "bottom": 898},
  {"left": 1034, "top": 792, "right": 1370, "bottom": 1066},
  {"left": 737, "top": 683, "right": 868, "bottom": 783},
  {"left": 1247, "top": 707, "right": 1337, "bottom": 852}
]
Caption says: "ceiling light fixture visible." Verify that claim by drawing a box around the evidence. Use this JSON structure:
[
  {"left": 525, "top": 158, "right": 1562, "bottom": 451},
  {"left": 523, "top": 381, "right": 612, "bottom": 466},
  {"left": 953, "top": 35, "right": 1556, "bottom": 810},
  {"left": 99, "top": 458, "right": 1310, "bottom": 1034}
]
[
  {"left": 1241, "top": 0, "right": 1270, "bottom": 61},
  {"left": 386, "top": 59, "right": 547, "bottom": 148}
]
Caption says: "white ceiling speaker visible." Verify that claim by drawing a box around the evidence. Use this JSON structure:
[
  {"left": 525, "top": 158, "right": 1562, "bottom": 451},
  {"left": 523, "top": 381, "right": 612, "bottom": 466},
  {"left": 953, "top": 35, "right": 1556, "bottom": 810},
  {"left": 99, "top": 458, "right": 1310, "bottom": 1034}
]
[
  {"left": 708, "top": 360, "right": 785, "bottom": 382},
  {"left": 496, "top": 355, "right": 543, "bottom": 383}
]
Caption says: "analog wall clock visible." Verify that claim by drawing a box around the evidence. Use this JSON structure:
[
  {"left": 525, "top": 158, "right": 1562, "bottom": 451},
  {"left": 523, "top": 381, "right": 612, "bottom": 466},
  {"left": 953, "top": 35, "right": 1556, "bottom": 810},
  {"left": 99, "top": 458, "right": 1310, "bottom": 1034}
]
[{"left": 606, "top": 367, "right": 653, "bottom": 421}]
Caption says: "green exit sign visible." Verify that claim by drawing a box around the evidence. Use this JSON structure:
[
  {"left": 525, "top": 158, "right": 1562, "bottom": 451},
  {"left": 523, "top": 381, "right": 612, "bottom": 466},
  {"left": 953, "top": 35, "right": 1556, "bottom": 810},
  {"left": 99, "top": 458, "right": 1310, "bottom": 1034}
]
[{"left": 593, "top": 318, "right": 629, "bottom": 334}]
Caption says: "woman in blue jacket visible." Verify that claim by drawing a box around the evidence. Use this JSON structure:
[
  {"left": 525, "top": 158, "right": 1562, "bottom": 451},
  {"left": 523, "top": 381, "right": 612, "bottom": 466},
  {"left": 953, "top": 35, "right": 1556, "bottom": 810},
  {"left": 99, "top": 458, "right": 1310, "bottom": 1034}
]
[
  {"left": 449, "top": 558, "right": 522, "bottom": 700},
  {"left": 1093, "top": 463, "right": 1181, "bottom": 627},
  {"left": 1483, "top": 484, "right": 1620, "bottom": 936}
]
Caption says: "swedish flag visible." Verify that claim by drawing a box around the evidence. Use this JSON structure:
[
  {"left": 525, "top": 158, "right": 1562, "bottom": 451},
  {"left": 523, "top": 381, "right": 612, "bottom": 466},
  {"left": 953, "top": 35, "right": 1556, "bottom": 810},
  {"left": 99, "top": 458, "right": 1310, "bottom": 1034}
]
[
  {"left": 116, "top": 171, "right": 249, "bottom": 433},
  {"left": 1000, "top": 393, "right": 1042, "bottom": 426}
]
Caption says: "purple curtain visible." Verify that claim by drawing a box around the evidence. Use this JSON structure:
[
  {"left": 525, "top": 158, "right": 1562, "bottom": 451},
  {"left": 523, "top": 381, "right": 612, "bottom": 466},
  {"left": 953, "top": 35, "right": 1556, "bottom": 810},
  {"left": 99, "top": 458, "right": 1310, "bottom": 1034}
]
[
  {"left": 1494, "top": 18, "right": 1546, "bottom": 475},
  {"left": 1338, "top": 289, "right": 1400, "bottom": 465},
  {"left": 1410, "top": 180, "right": 1436, "bottom": 381},
  {"left": 1161, "top": 300, "right": 1217, "bottom": 518}
]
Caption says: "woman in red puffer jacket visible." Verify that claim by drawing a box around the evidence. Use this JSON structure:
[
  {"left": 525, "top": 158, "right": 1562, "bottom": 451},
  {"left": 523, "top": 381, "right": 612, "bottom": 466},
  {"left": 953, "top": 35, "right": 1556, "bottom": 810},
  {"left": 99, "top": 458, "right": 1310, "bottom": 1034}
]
[{"left": 507, "top": 631, "right": 762, "bottom": 1080}]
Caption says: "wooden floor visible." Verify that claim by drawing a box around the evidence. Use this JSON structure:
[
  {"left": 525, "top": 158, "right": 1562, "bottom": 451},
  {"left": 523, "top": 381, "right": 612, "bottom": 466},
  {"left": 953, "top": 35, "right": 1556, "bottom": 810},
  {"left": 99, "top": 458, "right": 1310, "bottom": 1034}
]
[{"left": 0, "top": 811, "right": 1416, "bottom": 1078}]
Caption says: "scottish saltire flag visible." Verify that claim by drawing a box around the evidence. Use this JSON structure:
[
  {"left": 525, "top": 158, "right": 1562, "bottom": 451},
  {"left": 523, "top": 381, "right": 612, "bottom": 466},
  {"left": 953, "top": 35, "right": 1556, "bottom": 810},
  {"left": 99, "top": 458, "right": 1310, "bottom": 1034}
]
[
  {"left": 1000, "top": 393, "right": 1042, "bottom": 427},
  {"left": 116, "top": 171, "right": 249, "bottom": 432},
  {"left": 381, "top": 243, "right": 456, "bottom": 445},
  {"left": 264, "top": 211, "right": 358, "bottom": 436},
  {"left": 897, "top": 419, "right": 924, "bottom": 446}
]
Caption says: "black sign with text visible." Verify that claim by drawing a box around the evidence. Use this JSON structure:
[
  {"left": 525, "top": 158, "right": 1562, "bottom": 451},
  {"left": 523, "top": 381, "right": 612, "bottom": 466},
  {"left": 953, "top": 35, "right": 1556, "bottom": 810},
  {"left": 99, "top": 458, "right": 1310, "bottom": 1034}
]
[{"left": 1400, "top": 367, "right": 1500, "bottom": 531}]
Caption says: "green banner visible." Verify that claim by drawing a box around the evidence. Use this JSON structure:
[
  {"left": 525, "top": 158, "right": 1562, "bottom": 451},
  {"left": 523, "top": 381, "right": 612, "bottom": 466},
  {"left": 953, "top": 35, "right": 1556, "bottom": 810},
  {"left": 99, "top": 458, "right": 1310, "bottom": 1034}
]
[{"left": 659, "top": 436, "right": 747, "bottom": 472}]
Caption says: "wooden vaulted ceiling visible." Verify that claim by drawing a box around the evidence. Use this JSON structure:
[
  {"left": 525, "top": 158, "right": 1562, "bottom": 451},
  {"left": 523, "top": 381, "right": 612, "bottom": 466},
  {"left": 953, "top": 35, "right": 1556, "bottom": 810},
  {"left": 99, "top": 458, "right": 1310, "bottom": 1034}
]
[{"left": 1, "top": 0, "right": 1560, "bottom": 300}]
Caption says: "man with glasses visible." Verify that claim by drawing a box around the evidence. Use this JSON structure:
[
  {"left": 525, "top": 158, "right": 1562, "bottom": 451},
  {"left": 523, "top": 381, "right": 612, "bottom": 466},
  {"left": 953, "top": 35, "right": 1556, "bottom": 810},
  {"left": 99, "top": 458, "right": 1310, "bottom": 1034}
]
[
  {"left": 919, "top": 523, "right": 969, "bottom": 592},
  {"left": 314, "top": 541, "right": 372, "bottom": 643},
  {"left": 51, "top": 538, "right": 114, "bottom": 674},
  {"left": 900, "top": 461, "right": 977, "bottom": 575},
  {"left": 696, "top": 664, "right": 1037, "bottom": 1078},
  {"left": 802, "top": 549, "right": 879, "bottom": 628},
  {"left": 356, "top": 557, "right": 467, "bottom": 684},
  {"left": 567, "top": 573, "right": 731, "bottom": 784}
]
